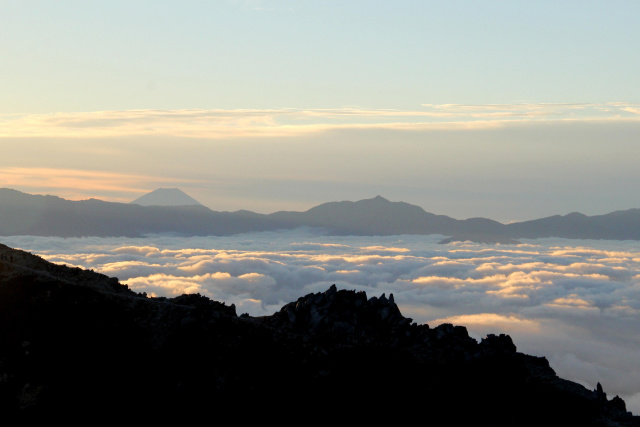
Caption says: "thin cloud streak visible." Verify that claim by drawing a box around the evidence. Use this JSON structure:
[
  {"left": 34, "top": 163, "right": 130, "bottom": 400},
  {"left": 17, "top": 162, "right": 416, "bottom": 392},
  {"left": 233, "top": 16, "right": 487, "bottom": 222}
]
[{"left": 1, "top": 103, "right": 639, "bottom": 139}]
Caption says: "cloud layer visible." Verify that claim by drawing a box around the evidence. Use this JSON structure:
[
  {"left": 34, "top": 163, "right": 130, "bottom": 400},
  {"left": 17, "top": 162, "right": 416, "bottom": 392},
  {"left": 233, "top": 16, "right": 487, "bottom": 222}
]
[{"left": 3, "top": 232, "right": 639, "bottom": 411}]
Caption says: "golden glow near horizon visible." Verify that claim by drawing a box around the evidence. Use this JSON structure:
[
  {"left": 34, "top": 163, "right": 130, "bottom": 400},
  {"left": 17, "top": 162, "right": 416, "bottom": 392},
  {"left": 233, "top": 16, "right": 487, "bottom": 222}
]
[{"left": 1, "top": 102, "right": 639, "bottom": 220}]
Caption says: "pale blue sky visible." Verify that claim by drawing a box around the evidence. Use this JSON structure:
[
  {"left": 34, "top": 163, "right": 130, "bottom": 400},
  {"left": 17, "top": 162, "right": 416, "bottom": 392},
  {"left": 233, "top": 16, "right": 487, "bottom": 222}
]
[
  {"left": 1, "top": 1, "right": 639, "bottom": 220},
  {"left": 2, "top": 1, "right": 639, "bottom": 112}
]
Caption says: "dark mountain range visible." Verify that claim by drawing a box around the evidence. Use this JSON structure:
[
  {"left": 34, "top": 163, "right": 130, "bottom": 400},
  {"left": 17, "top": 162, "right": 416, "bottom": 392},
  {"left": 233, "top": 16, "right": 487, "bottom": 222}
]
[
  {"left": 271, "top": 195, "right": 461, "bottom": 235},
  {"left": 506, "top": 209, "right": 640, "bottom": 240},
  {"left": 0, "top": 188, "right": 278, "bottom": 237},
  {"left": 0, "top": 242, "right": 637, "bottom": 424},
  {"left": 1, "top": 188, "right": 639, "bottom": 242}
]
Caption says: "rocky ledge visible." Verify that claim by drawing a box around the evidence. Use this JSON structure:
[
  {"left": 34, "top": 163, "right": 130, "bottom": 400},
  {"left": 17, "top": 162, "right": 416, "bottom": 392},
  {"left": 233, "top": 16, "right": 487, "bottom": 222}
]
[{"left": 0, "top": 243, "right": 637, "bottom": 425}]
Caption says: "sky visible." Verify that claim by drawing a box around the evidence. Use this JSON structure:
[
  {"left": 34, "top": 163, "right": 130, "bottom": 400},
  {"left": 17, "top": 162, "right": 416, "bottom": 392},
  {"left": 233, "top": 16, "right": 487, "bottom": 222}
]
[
  {"left": 4, "top": 233, "right": 640, "bottom": 412},
  {"left": 0, "top": 1, "right": 639, "bottom": 221}
]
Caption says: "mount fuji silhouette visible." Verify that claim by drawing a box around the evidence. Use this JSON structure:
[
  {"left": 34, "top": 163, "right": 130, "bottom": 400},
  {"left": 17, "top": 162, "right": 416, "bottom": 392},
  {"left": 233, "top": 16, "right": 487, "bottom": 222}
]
[{"left": 130, "top": 188, "right": 203, "bottom": 207}]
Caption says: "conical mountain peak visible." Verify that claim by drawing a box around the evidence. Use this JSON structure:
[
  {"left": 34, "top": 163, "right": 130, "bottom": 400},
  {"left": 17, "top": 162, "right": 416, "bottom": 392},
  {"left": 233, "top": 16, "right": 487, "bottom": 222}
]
[
  {"left": 131, "top": 188, "right": 203, "bottom": 207},
  {"left": 370, "top": 195, "right": 389, "bottom": 202}
]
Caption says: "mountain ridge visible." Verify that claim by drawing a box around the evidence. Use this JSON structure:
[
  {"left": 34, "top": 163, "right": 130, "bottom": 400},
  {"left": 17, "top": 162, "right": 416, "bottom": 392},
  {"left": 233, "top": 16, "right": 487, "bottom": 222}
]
[{"left": 1, "top": 188, "right": 639, "bottom": 242}]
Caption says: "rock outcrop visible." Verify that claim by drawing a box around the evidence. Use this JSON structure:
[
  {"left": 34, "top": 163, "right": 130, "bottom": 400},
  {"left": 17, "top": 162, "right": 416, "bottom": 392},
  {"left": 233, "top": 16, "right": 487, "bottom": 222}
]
[{"left": 0, "top": 243, "right": 637, "bottom": 425}]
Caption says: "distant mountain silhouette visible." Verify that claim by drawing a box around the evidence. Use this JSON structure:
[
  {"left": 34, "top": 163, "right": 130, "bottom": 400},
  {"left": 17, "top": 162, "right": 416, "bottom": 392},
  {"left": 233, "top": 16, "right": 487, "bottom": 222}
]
[
  {"left": 270, "top": 195, "right": 510, "bottom": 238},
  {"left": 506, "top": 209, "right": 640, "bottom": 240},
  {"left": 131, "top": 188, "right": 203, "bottom": 206},
  {"left": 0, "top": 188, "right": 276, "bottom": 237},
  {"left": 1, "top": 188, "right": 639, "bottom": 242},
  {"left": 0, "top": 242, "right": 637, "bottom": 423}
]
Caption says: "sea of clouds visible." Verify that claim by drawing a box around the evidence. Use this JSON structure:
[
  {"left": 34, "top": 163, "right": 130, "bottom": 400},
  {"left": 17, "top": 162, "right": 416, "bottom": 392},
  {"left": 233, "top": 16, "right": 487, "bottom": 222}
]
[{"left": 3, "top": 231, "right": 640, "bottom": 412}]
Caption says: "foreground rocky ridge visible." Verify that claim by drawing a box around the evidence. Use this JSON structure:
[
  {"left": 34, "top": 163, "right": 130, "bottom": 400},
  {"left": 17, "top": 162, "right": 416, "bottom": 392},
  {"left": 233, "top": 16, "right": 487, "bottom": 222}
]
[{"left": 0, "top": 243, "right": 637, "bottom": 424}]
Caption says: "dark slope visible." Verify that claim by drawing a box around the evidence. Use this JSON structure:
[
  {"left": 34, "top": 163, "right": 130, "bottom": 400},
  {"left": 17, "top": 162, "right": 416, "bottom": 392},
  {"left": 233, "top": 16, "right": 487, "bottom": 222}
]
[{"left": 0, "top": 243, "right": 637, "bottom": 424}]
